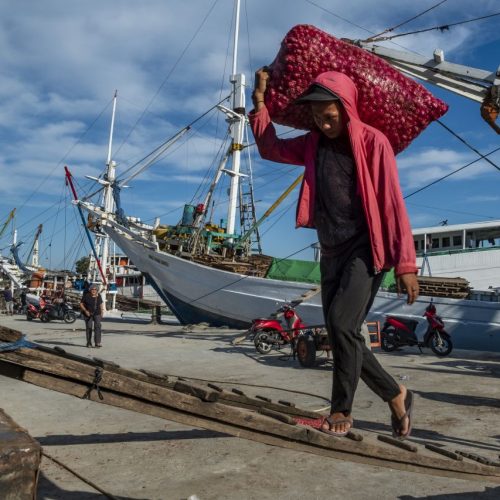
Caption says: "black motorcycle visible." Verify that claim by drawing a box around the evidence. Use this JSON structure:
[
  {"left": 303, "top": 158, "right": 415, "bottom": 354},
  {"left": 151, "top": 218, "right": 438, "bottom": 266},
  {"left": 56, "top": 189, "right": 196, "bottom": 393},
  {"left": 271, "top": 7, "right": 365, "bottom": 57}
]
[{"left": 40, "top": 302, "right": 77, "bottom": 324}]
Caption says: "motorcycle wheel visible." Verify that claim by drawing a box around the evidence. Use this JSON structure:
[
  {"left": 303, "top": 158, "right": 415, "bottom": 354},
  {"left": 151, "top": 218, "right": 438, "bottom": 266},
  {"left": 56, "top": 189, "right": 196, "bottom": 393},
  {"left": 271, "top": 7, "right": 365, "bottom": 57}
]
[
  {"left": 26, "top": 314, "right": 33, "bottom": 321},
  {"left": 254, "top": 330, "right": 274, "bottom": 354},
  {"left": 296, "top": 335, "right": 316, "bottom": 368},
  {"left": 381, "top": 327, "right": 398, "bottom": 352},
  {"left": 430, "top": 332, "right": 453, "bottom": 357},
  {"left": 40, "top": 312, "right": 50, "bottom": 323},
  {"left": 64, "top": 312, "right": 77, "bottom": 324}
]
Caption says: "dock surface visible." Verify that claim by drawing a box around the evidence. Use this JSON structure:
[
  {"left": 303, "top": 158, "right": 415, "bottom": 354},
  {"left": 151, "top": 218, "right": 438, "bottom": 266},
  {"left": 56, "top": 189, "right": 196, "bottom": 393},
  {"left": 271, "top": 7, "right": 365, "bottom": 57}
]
[{"left": 1, "top": 314, "right": 499, "bottom": 499}]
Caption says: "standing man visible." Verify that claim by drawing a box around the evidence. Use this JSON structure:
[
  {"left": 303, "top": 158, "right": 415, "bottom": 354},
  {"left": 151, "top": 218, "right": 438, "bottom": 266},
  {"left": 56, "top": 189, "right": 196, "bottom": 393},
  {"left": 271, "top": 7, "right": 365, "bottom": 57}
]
[
  {"left": 3, "top": 284, "right": 14, "bottom": 315},
  {"left": 80, "top": 285, "right": 104, "bottom": 348},
  {"left": 20, "top": 288, "right": 27, "bottom": 314},
  {"left": 249, "top": 69, "right": 419, "bottom": 438}
]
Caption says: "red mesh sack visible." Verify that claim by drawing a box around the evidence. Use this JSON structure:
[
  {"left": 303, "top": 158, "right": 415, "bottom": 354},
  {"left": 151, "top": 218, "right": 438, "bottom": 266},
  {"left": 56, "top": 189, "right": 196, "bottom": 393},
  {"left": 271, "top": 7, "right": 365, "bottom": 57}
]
[{"left": 265, "top": 25, "right": 449, "bottom": 154}]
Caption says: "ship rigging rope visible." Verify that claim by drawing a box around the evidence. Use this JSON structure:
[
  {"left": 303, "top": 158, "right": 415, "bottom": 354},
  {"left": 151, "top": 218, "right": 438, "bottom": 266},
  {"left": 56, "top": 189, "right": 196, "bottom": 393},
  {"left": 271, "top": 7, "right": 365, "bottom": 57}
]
[
  {"left": 437, "top": 120, "right": 500, "bottom": 172},
  {"left": 189, "top": 129, "right": 231, "bottom": 206},
  {"left": 404, "top": 145, "right": 500, "bottom": 199},
  {"left": 365, "top": 11, "right": 500, "bottom": 43},
  {"left": 304, "top": 0, "right": 423, "bottom": 55},
  {"left": 112, "top": 0, "right": 220, "bottom": 159},
  {"left": 406, "top": 201, "right": 498, "bottom": 221},
  {"left": 13, "top": 98, "right": 114, "bottom": 218},
  {"left": 365, "top": 0, "right": 449, "bottom": 42},
  {"left": 42, "top": 451, "right": 118, "bottom": 500},
  {"left": 115, "top": 96, "right": 230, "bottom": 183},
  {"left": 260, "top": 200, "right": 297, "bottom": 237}
]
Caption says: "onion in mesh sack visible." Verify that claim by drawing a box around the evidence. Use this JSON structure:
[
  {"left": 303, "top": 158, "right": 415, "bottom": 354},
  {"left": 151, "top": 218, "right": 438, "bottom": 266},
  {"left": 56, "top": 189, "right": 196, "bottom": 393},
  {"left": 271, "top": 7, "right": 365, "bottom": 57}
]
[{"left": 264, "top": 25, "right": 449, "bottom": 154}]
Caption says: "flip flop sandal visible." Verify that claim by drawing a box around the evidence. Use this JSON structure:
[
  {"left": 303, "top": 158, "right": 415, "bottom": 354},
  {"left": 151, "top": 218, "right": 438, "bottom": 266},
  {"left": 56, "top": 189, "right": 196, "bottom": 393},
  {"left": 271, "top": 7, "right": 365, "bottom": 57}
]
[
  {"left": 293, "top": 417, "right": 323, "bottom": 428},
  {"left": 320, "top": 416, "right": 353, "bottom": 437},
  {"left": 391, "top": 389, "right": 414, "bottom": 439}
]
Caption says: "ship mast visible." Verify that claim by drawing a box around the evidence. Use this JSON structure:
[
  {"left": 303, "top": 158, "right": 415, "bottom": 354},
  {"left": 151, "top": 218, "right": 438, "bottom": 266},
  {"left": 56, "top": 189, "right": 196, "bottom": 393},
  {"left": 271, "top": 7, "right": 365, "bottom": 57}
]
[
  {"left": 225, "top": 0, "right": 245, "bottom": 244},
  {"left": 89, "top": 90, "right": 118, "bottom": 310}
]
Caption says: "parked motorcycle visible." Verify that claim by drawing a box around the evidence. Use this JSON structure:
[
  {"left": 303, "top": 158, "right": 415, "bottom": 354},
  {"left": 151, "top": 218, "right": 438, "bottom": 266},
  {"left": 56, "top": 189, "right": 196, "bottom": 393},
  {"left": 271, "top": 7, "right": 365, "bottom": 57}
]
[
  {"left": 250, "top": 303, "right": 308, "bottom": 355},
  {"left": 380, "top": 301, "right": 453, "bottom": 357},
  {"left": 40, "top": 301, "right": 77, "bottom": 324},
  {"left": 26, "top": 302, "right": 42, "bottom": 321}
]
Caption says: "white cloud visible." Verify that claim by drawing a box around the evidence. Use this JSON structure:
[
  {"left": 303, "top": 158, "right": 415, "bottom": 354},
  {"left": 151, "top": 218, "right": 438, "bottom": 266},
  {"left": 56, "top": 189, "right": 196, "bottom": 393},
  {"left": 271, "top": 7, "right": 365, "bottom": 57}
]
[
  {"left": 397, "top": 147, "right": 499, "bottom": 189},
  {"left": 0, "top": 0, "right": 498, "bottom": 264},
  {"left": 465, "top": 195, "right": 500, "bottom": 203}
]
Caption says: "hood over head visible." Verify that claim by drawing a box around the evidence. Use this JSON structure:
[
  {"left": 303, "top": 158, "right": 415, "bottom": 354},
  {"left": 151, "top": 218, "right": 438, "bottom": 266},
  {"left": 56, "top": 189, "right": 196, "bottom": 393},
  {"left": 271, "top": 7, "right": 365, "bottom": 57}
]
[{"left": 306, "top": 71, "right": 361, "bottom": 122}]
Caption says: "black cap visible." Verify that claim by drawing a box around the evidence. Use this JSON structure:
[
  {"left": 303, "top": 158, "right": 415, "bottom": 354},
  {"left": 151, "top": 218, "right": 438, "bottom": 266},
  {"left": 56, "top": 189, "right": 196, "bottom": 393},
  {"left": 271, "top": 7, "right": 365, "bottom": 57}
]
[{"left": 294, "top": 83, "right": 340, "bottom": 104}]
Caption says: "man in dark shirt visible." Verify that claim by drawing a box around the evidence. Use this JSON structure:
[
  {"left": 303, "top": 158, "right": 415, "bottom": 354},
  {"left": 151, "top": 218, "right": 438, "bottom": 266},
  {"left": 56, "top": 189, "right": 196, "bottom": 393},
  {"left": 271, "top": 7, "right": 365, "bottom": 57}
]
[
  {"left": 20, "top": 288, "right": 27, "bottom": 313},
  {"left": 250, "top": 69, "right": 419, "bottom": 439},
  {"left": 80, "top": 285, "right": 104, "bottom": 348},
  {"left": 3, "top": 285, "right": 14, "bottom": 315}
]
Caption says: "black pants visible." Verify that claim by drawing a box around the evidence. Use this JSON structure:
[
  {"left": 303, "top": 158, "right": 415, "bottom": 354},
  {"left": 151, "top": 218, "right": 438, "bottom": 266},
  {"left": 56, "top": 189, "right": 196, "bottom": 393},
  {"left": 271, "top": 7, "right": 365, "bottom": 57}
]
[
  {"left": 321, "top": 234, "right": 400, "bottom": 415},
  {"left": 85, "top": 314, "right": 102, "bottom": 345}
]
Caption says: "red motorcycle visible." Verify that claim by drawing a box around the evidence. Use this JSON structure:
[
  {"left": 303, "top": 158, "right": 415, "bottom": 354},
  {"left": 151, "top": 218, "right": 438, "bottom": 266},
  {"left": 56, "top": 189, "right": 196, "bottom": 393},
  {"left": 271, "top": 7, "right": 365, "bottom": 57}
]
[
  {"left": 250, "top": 303, "right": 308, "bottom": 355},
  {"left": 26, "top": 297, "right": 46, "bottom": 321},
  {"left": 380, "top": 301, "right": 453, "bottom": 357}
]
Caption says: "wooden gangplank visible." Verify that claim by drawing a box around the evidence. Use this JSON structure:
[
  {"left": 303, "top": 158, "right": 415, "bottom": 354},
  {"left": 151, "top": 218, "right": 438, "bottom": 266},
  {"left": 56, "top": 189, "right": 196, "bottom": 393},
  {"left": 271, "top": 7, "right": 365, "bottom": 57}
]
[
  {"left": 0, "top": 408, "right": 41, "bottom": 499},
  {"left": 1, "top": 325, "right": 500, "bottom": 482}
]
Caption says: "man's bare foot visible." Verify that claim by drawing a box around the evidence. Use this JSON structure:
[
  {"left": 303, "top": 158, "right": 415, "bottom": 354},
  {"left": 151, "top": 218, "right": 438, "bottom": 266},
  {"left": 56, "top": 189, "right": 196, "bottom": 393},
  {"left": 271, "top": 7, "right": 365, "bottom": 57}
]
[
  {"left": 389, "top": 384, "right": 410, "bottom": 436},
  {"left": 321, "top": 412, "right": 353, "bottom": 435}
]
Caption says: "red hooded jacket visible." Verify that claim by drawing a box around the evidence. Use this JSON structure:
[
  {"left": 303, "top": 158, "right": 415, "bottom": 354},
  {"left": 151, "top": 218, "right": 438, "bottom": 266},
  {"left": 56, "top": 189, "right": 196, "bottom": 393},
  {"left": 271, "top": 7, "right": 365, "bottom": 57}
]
[{"left": 249, "top": 71, "right": 417, "bottom": 276}]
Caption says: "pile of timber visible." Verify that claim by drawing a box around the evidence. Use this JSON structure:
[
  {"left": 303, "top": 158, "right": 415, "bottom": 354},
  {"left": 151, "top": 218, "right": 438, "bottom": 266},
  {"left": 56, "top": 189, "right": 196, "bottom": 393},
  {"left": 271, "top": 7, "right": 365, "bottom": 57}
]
[
  {"left": 114, "top": 294, "right": 162, "bottom": 312},
  {"left": 1, "top": 325, "right": 500, "bottom": 482},
  {"left": 192, "top": 254, "right": 273, "bottom": 277},
  {"left": 60, "top": 289, "right": 82, "bottom": 309},
  {"left": 417, "top": 276, "right": 471, "bottom": 299},
  {"left": 65, "top": 289, "right": 165, "bottom": 313}
]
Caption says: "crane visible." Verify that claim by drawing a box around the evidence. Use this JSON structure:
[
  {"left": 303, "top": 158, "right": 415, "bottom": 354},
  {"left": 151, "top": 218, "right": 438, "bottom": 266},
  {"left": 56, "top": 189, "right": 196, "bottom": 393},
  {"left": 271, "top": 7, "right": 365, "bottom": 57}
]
[
  {"left": 0, "top": 209, "right": 16, "bottom": 241},
  {"left": 25, "top": 224, "right": 43, "bottom": 268},
  {"left": 355, "top": 41, "right": 500, "bottom": 133}
]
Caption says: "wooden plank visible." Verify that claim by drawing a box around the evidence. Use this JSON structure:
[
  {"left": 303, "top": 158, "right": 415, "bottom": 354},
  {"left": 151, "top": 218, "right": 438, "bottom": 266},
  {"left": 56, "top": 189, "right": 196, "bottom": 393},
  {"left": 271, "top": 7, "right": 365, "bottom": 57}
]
[
  {"left": 425, "top": 444, "right": 463, "bottom": 461},
  {"left": 0, "top": 325, "right": 23, "bottom": 342},
  {"left": 173, "top": 380, "right": 220, "bottom": 402},
  {"left": 377, "top": 435, "right": 418, "bottom": 452},
  {"left": 2, "top": 342, "right": 500, "bottom": 479},
  {"left": 0, "top": 408, "right": 41, "bottom": 500},
  {"left": 0, "top": 351, "right": 319, "bottom": 443},
  {"left": 13, "top": 365, "right": 500, "bottom": 481},
  {"left": 258, "top": 407, "right": 297, "bottom": 425},
  {"left": 456, "top": 450, "right": 500, "bottom": 467},
  {"left": 217, "top": 389, "right": 320, "bottom": 418}
]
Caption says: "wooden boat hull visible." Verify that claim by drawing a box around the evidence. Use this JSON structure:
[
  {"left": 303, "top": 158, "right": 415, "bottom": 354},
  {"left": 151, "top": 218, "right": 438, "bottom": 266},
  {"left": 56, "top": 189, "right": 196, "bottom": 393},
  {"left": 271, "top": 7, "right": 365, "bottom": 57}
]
[{"left": 105, "top": 224, "right": 500, "bottom": 352}]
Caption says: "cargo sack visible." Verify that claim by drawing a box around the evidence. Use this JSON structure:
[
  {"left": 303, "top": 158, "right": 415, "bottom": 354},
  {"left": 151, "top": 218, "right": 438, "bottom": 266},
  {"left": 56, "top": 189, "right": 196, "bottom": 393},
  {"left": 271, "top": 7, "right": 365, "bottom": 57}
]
[{"left": 264, "top": 25, "right": 449, "bottom": 154}]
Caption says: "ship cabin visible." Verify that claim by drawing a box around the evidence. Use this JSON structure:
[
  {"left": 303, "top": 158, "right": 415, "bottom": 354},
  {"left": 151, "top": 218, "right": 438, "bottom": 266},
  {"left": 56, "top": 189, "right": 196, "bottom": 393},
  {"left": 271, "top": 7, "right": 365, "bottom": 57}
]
[{"left": 412, "top": 220, "right": 500, "bottom": 257}]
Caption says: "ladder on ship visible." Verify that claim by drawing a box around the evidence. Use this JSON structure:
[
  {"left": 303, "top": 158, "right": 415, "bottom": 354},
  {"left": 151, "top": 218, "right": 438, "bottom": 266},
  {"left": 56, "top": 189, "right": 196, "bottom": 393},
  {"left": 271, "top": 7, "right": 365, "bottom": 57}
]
[{"left": 239, "top": 179, "right": 262, "bottom": 255}]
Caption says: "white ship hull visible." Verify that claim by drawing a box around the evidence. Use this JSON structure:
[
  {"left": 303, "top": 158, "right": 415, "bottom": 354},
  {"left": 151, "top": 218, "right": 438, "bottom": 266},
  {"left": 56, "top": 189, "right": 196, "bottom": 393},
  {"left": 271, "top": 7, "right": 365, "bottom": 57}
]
[
  {"left": 105, "top": 223, "right": 500, "bottom": 352},
  {"left": 416, "top": 248, "right": 500, "bottom": 291}
]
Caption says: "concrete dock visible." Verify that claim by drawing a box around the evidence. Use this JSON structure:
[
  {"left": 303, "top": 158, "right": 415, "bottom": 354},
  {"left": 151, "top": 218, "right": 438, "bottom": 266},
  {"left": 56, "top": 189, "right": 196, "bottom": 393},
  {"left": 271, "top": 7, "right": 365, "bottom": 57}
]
[{"left": 1, "top": 313, "right": 500, "bottom": 499}]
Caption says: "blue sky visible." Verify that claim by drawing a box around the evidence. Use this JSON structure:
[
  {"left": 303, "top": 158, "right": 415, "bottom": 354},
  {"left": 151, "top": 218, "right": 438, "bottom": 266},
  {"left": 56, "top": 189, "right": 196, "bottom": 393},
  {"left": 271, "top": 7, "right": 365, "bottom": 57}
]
[{"left": 0, "top": 0, "right": 499, "bottom": 270}]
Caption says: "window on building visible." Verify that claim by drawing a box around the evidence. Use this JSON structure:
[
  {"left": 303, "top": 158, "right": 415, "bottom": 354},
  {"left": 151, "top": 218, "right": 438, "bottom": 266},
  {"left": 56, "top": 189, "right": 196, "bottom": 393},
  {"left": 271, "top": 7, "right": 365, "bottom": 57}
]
[
  {"left": 453, "top": 235, "right": 462, "bottom": 246},
  {"left": 414, "top": 240, "right": 418, "bottom": 251},
  {"left": 432, "top": 238, "right": 440, "bottom": 249},
  {"left": 442, "top": 237, "right": 450, "bottom": 248}
]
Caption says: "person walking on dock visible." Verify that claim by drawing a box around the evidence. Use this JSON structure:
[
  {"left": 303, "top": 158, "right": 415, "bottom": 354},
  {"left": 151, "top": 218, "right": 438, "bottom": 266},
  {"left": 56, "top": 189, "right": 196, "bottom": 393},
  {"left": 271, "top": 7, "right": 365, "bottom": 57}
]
[
  {"left": 3, "top": 285, "right": 14, "bottom": 315},
  {"left": 249, "top": 69, "right": 419, "bottom": 438},
  {"left": 80, "top": 285, "right": 104, "bottom": 348}
]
